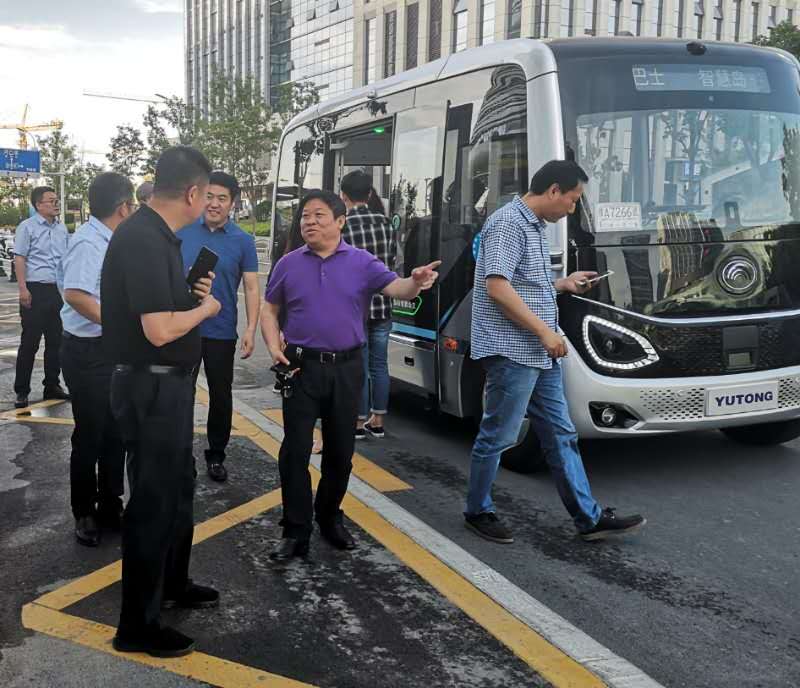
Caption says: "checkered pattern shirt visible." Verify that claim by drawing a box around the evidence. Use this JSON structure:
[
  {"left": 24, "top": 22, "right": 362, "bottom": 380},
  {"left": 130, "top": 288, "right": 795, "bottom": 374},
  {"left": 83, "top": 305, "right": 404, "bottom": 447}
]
[
  {"left": 342, "top": 205, "right": 396, "bottom": 321},
  {"left": 471, "top": 196, "right": 559, "bottom": 369}
]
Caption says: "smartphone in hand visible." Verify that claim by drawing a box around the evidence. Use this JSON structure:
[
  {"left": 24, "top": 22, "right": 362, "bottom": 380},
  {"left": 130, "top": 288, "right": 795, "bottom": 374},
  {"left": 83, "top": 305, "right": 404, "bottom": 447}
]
[
  {"left": 186, "top": 246, "right": 219, "bottom": 286},
  {"left": 581, "top": 270, "right": 614, "bottom": 286}
]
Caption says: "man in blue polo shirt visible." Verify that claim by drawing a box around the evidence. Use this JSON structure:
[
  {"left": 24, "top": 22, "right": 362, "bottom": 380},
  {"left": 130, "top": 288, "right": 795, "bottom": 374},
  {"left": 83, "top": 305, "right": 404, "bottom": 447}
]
[
  {"left": 178, "top": 171, "right": 260, "bottom": 483},
  {"left": 59, "top": 172, "right": 134, "bottom": 546},
  {"left": 13, "top": 186, "right": 70, "bottom": 408}
]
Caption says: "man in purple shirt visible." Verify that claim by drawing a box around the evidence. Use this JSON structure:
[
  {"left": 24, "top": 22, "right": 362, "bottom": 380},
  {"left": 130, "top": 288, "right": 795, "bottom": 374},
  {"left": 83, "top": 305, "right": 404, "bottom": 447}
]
[{"left": 261, "top": 189, "right": 439, "bottom": 561}]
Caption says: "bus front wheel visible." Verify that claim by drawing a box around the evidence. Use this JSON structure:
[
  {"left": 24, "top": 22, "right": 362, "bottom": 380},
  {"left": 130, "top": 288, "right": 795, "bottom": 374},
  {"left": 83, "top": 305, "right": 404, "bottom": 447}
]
[{"left": 720, "top": 418, "right": 800, "bottom": 446}]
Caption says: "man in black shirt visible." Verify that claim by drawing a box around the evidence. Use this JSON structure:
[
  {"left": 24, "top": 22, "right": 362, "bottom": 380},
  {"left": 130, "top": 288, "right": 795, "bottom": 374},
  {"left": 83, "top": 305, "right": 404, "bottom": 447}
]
[{"left": 102, "top": 146, "right": 221, "bottom": 658}]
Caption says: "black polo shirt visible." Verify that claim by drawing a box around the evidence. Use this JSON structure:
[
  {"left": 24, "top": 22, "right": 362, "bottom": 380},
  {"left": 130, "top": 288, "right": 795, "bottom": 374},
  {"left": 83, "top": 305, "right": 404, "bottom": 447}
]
[{"left": 101, "top": 205, "right": 201, "bottom": 367}]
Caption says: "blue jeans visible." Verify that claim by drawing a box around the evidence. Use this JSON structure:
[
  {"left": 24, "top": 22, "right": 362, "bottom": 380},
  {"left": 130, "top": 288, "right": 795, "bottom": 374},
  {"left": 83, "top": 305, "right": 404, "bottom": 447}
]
[
  {"left": 360, "top": 318, "right": 393, "bottom": 420},
  {"left": 465, "top": 357, "right": 601, "bottom": 532}
]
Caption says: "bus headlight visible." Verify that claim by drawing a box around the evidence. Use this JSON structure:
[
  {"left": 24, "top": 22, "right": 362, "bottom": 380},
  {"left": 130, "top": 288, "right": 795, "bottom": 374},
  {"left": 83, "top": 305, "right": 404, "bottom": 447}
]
[{"left": 582, "top": 315, "right": 659, "bottom": 370}]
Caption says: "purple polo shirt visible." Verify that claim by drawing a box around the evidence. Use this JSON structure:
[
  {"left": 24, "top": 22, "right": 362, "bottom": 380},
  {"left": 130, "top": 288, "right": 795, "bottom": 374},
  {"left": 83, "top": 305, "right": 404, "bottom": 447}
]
[{"left": 266, "top": 240, "right": 398, "bottom": 351}]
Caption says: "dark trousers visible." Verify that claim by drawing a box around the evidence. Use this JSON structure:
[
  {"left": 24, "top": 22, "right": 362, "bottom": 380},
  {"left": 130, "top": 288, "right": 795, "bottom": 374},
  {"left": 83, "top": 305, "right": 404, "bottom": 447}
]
[
  {"left": 110, "top": 369, "right": 195, "bottom": 633},
  {"left": 191, "top": 337, "right": 236, "bottom": 463},
  {"left": 15, "top": 282, "right": 63, "bottom": 395},
  {"left": 278, "top": 355, "right": 363, "bottom": 539},
  {"left": 60, "top": 335, "right": 124, "bottom": 519}
]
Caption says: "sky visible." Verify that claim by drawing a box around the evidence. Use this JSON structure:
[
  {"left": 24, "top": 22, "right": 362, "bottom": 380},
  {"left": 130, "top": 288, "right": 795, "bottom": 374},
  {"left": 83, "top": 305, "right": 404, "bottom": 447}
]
[{"left": 0, "top": 0, "right": 184, "bottom": 168}]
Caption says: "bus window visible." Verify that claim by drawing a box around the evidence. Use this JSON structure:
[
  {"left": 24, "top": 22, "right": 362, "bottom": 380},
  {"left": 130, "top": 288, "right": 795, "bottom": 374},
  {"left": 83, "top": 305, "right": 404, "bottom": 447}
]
[
  {"left": 271, "top": 125, "right": 324, "bottom": 264},
  {"left": 438, "top": 65, "right": 528, "bottom": 322}
]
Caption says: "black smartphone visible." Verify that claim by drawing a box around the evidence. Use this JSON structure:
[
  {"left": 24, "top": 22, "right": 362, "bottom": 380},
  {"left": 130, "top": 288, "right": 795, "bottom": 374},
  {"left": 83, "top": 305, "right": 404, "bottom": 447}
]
[
  {"left": 186, "top": 246, "right": 219, "bottom": 286},
  {"left": 270, "top": 362, "right": 298, "bottom": 379}
]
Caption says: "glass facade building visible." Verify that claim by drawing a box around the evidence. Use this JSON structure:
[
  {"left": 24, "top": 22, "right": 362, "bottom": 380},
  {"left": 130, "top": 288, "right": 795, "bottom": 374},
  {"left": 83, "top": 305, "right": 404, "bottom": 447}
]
[
  {"left": 185, "top": 0, "right": 353, "bottom": 109},
  {"left": 185, "top": 0, "right": 799, "bottom": 109}
]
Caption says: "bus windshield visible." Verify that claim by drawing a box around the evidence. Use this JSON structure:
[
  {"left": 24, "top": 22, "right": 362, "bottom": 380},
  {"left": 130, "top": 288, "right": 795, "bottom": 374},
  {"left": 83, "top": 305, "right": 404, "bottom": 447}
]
[
  {"left": 576, "top": 107, "right": 800, "bottom": 237},
  {"left": 554, "top": 47, "right": 800, "bottom": 242}
]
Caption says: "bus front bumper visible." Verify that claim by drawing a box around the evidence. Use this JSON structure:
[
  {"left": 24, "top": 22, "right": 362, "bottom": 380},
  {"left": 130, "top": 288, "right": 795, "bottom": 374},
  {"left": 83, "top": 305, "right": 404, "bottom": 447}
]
[{"left": 562, "top": 343, "right": 800, "bottom": 439}]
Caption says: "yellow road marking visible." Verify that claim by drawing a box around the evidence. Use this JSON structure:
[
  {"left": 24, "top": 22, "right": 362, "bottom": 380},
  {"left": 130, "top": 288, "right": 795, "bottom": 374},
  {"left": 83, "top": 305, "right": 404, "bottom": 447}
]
[
  {"left": 260, "top": 408, "right": 412, "bottom": 493},
  {"left": 22, "top": 604, "right": 315, "bottom": 688},
  {"left": 0, "top": 399, "right": 66, "bottom": 418}
]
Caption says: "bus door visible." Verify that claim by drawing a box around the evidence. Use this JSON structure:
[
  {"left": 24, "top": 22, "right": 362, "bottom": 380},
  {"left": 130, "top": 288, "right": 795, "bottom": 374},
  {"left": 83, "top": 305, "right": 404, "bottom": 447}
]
[{"left": 388, "top": 103, "right": 447, "bottom": 394}]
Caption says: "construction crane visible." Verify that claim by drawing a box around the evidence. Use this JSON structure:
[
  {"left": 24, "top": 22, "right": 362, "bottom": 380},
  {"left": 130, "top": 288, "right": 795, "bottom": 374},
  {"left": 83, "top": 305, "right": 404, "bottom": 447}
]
[{"left": 0, "top": 105, "right": 63, "bottom": 149}]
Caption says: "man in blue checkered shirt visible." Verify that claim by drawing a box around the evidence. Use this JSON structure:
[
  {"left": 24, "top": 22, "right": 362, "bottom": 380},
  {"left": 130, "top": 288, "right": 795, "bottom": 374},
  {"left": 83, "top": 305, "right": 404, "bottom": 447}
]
[{"left": 465, "top": 161, "right": 646, "bottom": 543}]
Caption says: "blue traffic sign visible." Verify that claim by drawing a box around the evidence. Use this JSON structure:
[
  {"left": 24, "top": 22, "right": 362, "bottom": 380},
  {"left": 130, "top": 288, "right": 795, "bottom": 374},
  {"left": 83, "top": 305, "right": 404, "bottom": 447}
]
[{"left": 0, "top": 148, "right": 41, "bottom": 176}]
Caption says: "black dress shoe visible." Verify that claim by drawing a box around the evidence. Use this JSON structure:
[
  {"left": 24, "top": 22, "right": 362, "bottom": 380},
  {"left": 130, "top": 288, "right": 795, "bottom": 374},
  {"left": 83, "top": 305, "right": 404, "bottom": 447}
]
[
  {"left": 318, "top": 520, "right": 356, "bottom": 550},
  {"left": 75, "top": 515, "right": 100, "bottom": 547},
  {"left": 269, "top": 537, "right": 310, "bottom": 561},
  {"left": 162, "top": 581, "right": 219, "bottom": 609},
  {"left": 207, "top": 462, "right": 228, "bottom": 482},
  {"left": 14, "top": 394, "right": 28, "bottom": 409},
  {"left": 43, "top": 385, "right": 70, "bottom": 401},
  {"left": 112, "top": 625, "right": 195, "bottom": 658}
]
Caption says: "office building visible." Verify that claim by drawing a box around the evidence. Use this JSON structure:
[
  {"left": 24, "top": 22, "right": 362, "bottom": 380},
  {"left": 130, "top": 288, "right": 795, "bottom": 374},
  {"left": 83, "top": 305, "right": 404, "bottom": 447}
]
[
  {"left": 184, "top": 0, "right": 353, "bottom": 111},
  {"left": 353, "top": 0, "right": 798, "bottom": 87}
]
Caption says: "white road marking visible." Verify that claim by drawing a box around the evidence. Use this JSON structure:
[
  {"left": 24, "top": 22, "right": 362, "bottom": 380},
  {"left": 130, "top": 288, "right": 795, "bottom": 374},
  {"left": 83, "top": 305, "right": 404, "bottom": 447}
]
[{"left": 225, "top": 387, "right": 666, "bottom": 688}]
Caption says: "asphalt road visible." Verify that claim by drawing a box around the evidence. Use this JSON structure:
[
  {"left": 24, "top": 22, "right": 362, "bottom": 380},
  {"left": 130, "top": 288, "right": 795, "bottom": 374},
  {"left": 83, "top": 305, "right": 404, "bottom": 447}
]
[
  {"left": 1, "top": 273, "right": 798, "bottom": 687},
  {"left": 230, "top": 283, "right": 800, "bottom": 688}
]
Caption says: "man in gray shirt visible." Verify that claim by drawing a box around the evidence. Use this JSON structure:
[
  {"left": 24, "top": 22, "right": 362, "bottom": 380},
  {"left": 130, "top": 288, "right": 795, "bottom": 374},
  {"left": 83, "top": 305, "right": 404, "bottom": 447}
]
[{"left": 13, "top": 186, "right": 70, "bottom": 408}]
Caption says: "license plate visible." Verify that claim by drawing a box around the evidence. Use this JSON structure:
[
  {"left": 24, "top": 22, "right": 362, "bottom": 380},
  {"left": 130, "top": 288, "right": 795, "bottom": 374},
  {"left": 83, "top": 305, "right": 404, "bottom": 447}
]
[{"left": 705, "top": 381, "right": 779, "bottom": 417}]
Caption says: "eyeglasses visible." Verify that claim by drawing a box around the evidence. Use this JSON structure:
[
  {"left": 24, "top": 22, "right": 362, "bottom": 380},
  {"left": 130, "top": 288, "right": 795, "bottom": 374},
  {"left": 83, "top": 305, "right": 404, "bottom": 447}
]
[{"left": 38, "top": 199, "right": 59, "bottom": 206}]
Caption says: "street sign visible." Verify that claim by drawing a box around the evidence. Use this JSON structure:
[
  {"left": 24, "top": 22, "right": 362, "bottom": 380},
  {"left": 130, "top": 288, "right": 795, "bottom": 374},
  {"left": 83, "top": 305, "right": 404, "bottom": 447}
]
[{"left": 0, "top": 148, "right": 41, "bottom": 177}]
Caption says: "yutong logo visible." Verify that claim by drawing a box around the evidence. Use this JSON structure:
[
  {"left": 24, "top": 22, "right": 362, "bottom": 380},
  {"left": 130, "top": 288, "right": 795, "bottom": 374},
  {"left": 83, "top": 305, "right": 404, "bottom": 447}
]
[{"left": 713, "top": 390, "right": 774, "bottom": 408}]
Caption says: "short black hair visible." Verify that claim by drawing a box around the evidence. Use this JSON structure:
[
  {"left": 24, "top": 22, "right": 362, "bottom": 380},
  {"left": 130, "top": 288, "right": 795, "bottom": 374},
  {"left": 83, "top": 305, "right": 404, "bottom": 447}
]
[
  {"left": 153, "top": 145, "right": 212, "bottom": 199},
  {"left": 299, "top": 189, "right": 347, "bottom": 220},
  {"left": 208, "top": 170, "right": 240, "bottom": 200},
  {"left": 31, "top": 186, "right": 55, "bottom": 209},
  {"left": 340, "top": 170, "right": 372, "bottom": 203},
  {"left": 89, "top": 172, "right": 134, "bottom": 220},
  {"left": 529, "top": 160, "right": 589, "bottom": 195},
  {"left": 135, "top": 181, "right": 154, "bottom": 204}
]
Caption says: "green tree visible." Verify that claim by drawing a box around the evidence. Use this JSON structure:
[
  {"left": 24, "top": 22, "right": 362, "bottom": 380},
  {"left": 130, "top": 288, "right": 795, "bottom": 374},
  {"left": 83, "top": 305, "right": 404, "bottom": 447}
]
[
  {"left": 753, "top": 20, "right": 800, "bottom": 59},
  {"left": 199, "top": 72, "right": 279, "bottom": 232},
  {"left": 274, "top": 81, "right": 321, "bottom": 128},
  {"left": 107, "top": 125, "right": 146, "bottom": 178},
  {"left": 141, "top": 97, "right": 198, "bottom": 176}
]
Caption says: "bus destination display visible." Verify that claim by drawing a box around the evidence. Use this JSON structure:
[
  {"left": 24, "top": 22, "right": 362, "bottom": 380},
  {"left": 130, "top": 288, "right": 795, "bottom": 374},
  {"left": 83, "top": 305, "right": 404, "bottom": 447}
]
[{"left": 631, "top": 64, "right": 771, "bottom": 93}]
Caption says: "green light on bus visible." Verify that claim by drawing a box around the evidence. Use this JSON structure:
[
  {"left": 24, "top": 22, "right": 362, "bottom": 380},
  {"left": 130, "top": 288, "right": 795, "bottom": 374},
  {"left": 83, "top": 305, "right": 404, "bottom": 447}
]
[{"left": 373, "top": 126, "right": 385, "bottom": 134}]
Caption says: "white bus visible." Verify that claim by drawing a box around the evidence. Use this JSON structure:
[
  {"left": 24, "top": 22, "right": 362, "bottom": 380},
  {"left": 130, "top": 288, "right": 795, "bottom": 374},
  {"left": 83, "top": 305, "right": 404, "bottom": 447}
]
[{"left": 271, "top": 37, "right": 800, "bottom": 471}]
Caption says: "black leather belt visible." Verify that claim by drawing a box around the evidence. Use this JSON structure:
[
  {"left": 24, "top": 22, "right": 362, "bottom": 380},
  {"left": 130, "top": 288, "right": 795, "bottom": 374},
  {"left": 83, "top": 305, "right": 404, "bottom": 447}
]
[
  {"left": 286, "top": 344, "right": 363, "bottom": 364},
  {"left": 114, "top": 363, "right": 193, "bottom": 377},
  {"left": 62, "top": 331, "right": 101, "bottom": 342}
]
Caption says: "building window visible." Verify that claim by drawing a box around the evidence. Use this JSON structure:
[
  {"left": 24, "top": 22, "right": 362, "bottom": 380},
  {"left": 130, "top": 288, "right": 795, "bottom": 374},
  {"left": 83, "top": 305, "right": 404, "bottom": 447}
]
[
  {"left": 406, "top": 3, "right": 419, "bottom": 68},
  {"left": 453, "top": 0, "right": 468, "bottom": 52},
  {"left": 480, "top": 0, "right": 496, "bottom": 43},
  {"left": 695, "top": 1, "right": 704, "bottom": 37},
  {"left": 506, "top": 0, "right": 521, "bottom": 38},
  {"left": 713, "top": 0, "right": 723, "bottom": 39},
  {"left": 768, "top": 4, "right": 777, "bottom": 28},
  {"left": 789, "top": 8, "right": 794, "bottom": 24},
  {"left": 429, "top": 0, "right": 442, "bottom": 60},
  {"left": 560, "top": 0, "right": 575, "bottom": 35},
  {"left": 384, "top": 10, "right": 397, "bottom": 77},
  {"left": 676, "top": 0, "right": 685, "bottom": 37},
  {"left": 584, "top": 0, "right": 597, "bottom": 34},
  {"left": 650, "top": 0, "right": 664, "bottom": 35},
  {"left": 533, "top": 0, "right": 549, "bottom": 37},
  {"left": 365, "top": 16, "right": 377, "bottom": 83},
  {"left": 752, "top": 2, "right": 760, "bottom": 38},
  {"left": 609, "top": 0, "right": 622, "bottom": 34},
  {"left": 734, "top": 0, "right": 742, "bottom": 39},
  {"left": 631, "top": 0, "right": 644, "bottom": 35}
]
